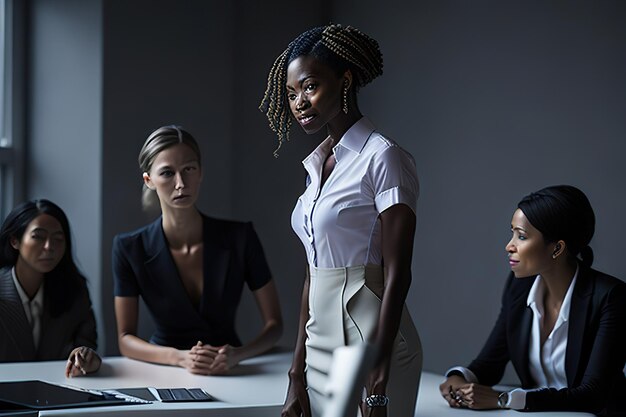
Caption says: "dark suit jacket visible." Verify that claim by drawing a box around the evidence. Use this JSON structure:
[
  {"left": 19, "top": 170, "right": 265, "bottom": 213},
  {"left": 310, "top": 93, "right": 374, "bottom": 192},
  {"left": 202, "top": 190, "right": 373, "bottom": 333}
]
[
  {"left": 468, "top": 266, "right": 626, "bottom": 415},
  {"left": 0, "top": 267, "right": 97, "bottom": 362},
  {"left": 112, "top": 214, "right": 272, "bottom": 349}
]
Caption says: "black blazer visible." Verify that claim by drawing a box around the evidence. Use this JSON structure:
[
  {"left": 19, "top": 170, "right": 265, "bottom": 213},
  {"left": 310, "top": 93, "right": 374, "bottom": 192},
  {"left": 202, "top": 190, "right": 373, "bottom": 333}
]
[
  {"left": 112, "top": 214, "right": 272, "bottom": 350},
  {"left": 467, "top": 266, "right": 626, "bottom": 415},
  {"left": 0, "top": 267, "right": 97, "bottom": 362}
]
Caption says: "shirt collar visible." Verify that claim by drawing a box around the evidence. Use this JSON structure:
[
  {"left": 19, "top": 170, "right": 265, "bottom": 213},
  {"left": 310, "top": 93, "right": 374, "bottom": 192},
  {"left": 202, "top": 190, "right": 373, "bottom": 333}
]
[
  {"left": 301, "top": 116, "right": 376, "bottom": 169},
  {"left": 558, "top": 266, "right": 579, "bottom": 323},
  {"left": 333, "top": 116, "right": 376, "bottom": 159},
  {"left": 11, "top": 266, "right": 44, "bottom": 308},
  {"left": 526, "top": 265, "right": 579, "bottom": 322}
]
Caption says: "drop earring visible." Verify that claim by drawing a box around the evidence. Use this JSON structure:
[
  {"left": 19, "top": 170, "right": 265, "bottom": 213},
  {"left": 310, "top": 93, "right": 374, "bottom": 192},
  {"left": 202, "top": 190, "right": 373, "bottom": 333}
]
[{"left": 342, "top": 82, "right": 349, "bottom": 114}]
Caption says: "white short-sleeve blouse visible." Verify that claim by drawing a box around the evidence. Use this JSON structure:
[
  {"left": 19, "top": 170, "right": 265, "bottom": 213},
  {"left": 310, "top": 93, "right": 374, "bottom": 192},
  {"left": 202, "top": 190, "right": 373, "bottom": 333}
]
[{"left": 291, "top": 117, "right": 419, "bottom": 268}]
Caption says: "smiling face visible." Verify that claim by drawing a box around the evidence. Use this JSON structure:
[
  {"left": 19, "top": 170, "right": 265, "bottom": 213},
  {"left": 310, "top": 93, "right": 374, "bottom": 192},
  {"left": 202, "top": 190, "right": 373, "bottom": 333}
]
[
  {"left": 11, "top": 214, "right": 66, "bottom": 276},
  {"left": 506, "top": 209, "right": 555, "bottom": 278},
  {"left": 286, "top": 55, "right": 346, "bottom": 135},
  {"left": 143, "top": 143, "right": 202, "bottom": 212}
]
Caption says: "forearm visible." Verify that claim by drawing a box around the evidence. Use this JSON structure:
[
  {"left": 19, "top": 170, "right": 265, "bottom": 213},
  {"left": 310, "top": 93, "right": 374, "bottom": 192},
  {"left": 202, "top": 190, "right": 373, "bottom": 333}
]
[
  {"left": 232, "top": 319, "right": 283, "bottom": 363},
  {"left": 369, "top": 267, "right": 411, "bottom": 388},
  {"left": 118, "top": 333, "right": 183, "bottom": 367},
  {"left": 290, "top": 274, "right": 311, "bottom": 377}
]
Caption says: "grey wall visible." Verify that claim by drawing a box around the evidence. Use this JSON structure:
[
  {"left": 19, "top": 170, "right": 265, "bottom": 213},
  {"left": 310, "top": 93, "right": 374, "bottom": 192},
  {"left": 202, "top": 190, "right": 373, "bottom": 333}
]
[
  {"left": 25, "top": 0, "right": 626, "bottom": 381},
  {"left": 330, "top": 0, "right": 626, "bottom": 378},
  {"left": 27, "top": 0, "right": 105, "bottom": 345},
  {"left": 100, "top": 0, "right": 235, "bottom": 355},
  {"left": 228, "top": 0, "right": 331, "bottom": 356}
]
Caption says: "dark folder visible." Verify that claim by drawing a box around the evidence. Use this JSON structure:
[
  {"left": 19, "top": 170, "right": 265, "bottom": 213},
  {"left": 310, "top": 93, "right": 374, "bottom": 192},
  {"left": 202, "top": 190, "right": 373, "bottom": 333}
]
[{"left": 0, "top": 380, "right": 135, "bottom": 410}]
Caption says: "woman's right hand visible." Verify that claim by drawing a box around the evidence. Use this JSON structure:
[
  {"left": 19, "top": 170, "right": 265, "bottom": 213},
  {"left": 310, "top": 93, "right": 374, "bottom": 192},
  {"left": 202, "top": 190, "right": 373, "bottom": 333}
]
[
  {"left": 178, "top": 341, "right": 219, "bottom": 375},
  {"left": 281, "top": 372, "right": 311, "bottom": 417},
  {"left": 439, "top": 374, "right": 469, "bottom": 408}
]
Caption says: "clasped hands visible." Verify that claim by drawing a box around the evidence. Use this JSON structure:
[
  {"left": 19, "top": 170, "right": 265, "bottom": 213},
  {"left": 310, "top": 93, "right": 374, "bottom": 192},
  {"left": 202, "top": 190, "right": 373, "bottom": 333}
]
[
  {"left": 439, "top": 375, "right": 500, "bottom": 410},
  {"left": 182, "top": 341, "right": 240, "bottom": 375}
]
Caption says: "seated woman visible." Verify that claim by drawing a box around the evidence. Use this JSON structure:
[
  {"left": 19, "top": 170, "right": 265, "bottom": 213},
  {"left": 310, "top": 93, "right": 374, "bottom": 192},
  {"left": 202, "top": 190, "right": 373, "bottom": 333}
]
[
  {"left": 113, "top": 125, "right": 283, "bottom": 375},
  {"left": 0, "top": 199, "right": 101, "bottom": 377},
  {"left": 439, "top": 185, "right": 626, "bottom": 415}
]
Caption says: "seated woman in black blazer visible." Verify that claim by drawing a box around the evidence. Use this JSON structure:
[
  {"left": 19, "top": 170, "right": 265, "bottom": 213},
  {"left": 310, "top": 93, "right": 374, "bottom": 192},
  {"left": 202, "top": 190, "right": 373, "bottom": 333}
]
[
  {"left": 439, "top": 185, "right": 626, "bottom": 415},
  {"left": 0, "top": 199, "right": 101, "bottom": 377},
  {"left": 113, "top": 125, "right": 283, "bottom": 375}
]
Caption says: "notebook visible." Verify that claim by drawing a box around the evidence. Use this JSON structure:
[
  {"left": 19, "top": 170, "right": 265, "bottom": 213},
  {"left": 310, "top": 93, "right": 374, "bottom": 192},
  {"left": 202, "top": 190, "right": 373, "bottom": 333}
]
[{"left": 0, "top": 380, "right": 135, "bottom": 410}]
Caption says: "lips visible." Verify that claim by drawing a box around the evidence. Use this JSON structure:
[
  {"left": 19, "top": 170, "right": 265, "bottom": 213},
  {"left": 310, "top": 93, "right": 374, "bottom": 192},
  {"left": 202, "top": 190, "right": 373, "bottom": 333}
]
[
  {"left": 39, "top": 258, "right": 56, "bottom": 263},
  {"left": 173, "top": 195, "right": 189, "bottom": 201},
  {"left": 297, "top": 113, "right": 317, "bottom": 126},
  {"left": 508, "top": 258, "right": 520, "bottom": 267}
]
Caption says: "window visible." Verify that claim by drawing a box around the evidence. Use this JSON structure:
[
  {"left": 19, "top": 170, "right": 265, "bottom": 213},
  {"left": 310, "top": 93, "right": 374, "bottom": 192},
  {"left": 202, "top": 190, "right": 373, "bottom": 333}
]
[{"left": 0, "top": 0, "right": 25, "bottom": 220}]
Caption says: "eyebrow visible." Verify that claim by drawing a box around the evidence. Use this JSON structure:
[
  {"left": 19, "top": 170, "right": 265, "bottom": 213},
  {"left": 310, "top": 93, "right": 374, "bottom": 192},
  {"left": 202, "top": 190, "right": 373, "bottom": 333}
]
[
  {"left": 286, "top": 75, "right": 315, "bottom": 91},
  {"left": 31, "top": 228, "right": 64, "bottom": 235},
  {"left": 511, "top": 226, "right": 527, "bottom": 233},
  {"left": 155, "top": 160, "right": 198, "bottom": 170}
]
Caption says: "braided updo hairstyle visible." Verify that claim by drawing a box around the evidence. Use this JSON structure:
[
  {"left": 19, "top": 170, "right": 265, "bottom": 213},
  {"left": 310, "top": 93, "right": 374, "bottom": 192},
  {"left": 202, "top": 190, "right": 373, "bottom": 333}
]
[{"left": 259, "top": 24, "right": 383, "bottom": 156}]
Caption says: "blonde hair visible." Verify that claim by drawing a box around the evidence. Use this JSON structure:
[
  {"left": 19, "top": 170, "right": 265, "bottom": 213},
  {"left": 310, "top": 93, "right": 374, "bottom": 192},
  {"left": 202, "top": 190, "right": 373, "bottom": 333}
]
[{"left": 138, "top": 125, "right": 201, "bottom": 211}]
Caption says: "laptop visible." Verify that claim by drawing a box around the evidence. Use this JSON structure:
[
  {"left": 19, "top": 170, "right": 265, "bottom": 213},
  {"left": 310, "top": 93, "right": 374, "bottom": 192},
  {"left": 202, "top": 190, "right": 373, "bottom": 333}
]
[{"left": 0, "top": 380, "right": 137, "bottom": 410}]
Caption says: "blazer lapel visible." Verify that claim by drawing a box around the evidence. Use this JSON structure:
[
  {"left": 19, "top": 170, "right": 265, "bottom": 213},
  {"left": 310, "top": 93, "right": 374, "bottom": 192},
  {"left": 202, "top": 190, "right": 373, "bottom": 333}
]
[
  {"left": 200, "top": 216, "right": 231, "bottom": 317},
  {"left": 37, "top": 292, "right": 61, "bottom": 360},
  {"left": 565, "top": 267, "right": 593, "bottom": 386},
  {"left": 143, "top": 218, "right": 203, "bottom": 319},
  {"left": 0, "top": 268, "right": 37, "bottom": 360},
  {"left": 509, "top": 291, "right": 534, "bottom": 386}
]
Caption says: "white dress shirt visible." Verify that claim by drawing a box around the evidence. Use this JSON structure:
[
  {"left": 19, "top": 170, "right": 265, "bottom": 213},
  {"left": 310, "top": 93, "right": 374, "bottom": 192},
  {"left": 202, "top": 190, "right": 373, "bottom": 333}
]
[
  {"left": 11, "top": 267, "right": 44, "bottom": 349},
  {"left": 446, "top": 267, "right": 579, "bottom": 410},
  {"left": 291, "top": 117, "right": 419, "bottom": 268},
  {"left": 527, "top": 268, "right": 578, "bottom": 390}
]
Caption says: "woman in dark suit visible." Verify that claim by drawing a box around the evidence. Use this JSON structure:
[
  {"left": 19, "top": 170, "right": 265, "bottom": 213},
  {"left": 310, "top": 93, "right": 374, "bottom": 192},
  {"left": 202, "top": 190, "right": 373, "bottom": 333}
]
[
  {"left": 113, "top": 125, "right": 282, "bottom": 375},
  {"left": 439, "top": 185, "right": 626, "bottom": 416},
  {"left": 0, "top": 199, "right": 101, "bottom": 377}
]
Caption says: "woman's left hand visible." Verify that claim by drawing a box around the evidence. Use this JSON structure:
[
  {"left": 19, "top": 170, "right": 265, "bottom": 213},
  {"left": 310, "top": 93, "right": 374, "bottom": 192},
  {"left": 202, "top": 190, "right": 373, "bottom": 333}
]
[
  {"left": 454, "top": 383, "right": 499, "bottom": 409},
  {"left": 359, "top": 368, "right": 388, "bottom": 417},
  {"left": 206, "top": 344, "right": 240, "bottom": 375},
  {"left": 65, "top": 346, "right": 102, "bottom": 377}
]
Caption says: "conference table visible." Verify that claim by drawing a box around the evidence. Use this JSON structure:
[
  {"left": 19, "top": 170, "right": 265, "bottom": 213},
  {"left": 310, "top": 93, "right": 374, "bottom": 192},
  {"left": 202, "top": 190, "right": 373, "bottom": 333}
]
[{"left": 0, "top": 350, "right": 593, "bottom": 416}]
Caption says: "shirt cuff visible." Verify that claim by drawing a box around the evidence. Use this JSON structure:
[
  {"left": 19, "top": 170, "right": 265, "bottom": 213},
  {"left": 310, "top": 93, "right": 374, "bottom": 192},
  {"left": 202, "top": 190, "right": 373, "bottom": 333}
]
[
  {"left": 506, "top": 388, "right": 527, "bottom": 410},
  {"left": 444, "top": 366, "right": 479, "bottom": 383},
  {"left": 374, "top": 186, "right": 417, "bottom": 215}
]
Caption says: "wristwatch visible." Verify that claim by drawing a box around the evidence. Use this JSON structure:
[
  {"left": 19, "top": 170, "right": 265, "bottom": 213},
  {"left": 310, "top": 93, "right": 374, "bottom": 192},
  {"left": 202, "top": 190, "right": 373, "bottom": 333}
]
[
  {"left": 365, "top": 394, "right": 389, "bottom": 407},
  {"left": 497, "top": 391, "right": 509, "bottom": 409}
]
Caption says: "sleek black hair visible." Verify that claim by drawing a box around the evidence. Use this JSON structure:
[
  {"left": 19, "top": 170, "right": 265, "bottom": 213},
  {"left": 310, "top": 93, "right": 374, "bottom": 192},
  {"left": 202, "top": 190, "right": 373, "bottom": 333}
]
[
  {"left": 518, "top": 185, "right": 595, "bottom": 267},
  {"left": 0, "top": 199, "right": 87, "bottom": 315}
]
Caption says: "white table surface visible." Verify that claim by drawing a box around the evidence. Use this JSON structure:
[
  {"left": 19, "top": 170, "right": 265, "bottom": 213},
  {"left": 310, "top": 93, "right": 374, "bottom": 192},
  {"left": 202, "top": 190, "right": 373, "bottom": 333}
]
[
  {"left": 0, "top": 350, "right": 291, "bottom": 416},
  {"left": 0, "top": 352, "right": 594, "bottom": 417}
]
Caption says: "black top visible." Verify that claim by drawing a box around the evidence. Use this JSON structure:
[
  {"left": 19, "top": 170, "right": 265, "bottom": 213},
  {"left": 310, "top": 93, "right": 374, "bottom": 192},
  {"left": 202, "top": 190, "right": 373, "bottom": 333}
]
[
  {"left": 467, "top": 265, "right": 626, "bottom": 416},
  {"left": 112, "top": 214, "right": 272, "bottom": 349}
]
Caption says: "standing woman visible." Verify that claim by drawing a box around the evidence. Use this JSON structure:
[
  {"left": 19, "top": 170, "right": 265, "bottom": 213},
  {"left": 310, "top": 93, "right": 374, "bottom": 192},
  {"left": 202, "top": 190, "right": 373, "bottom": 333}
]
[
  {"left": 0, "top": 199, "right": 101, "bottom": 377},
  {"left": 113, "top": 125, "right": 282, "bottom": 375},
  {"left": 260, "top": 24, "right": 422, "bottom": 417}
]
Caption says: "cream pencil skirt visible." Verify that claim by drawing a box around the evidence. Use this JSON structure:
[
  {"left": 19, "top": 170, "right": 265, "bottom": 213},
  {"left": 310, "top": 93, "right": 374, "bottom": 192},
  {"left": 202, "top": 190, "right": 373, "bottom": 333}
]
[{"left": 305, "top": 265, "right": 422, "bottom": 417}]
